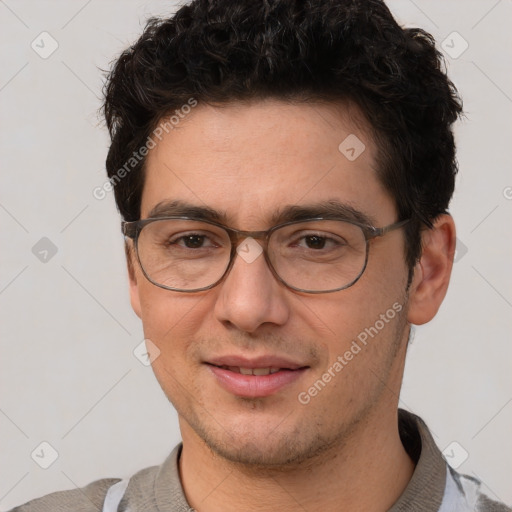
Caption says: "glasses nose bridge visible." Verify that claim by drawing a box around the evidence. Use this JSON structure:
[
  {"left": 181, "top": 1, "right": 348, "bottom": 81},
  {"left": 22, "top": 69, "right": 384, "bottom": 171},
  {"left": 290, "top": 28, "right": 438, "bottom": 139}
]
[
  {"left": 225, "top": 227, "right": 274, "bottom": 277},
  {"left": 227, "top": 226, "right": 272, "bottom": 249},
  {"left": 221, "top": 226, "right": 283, "bottom": 296}
]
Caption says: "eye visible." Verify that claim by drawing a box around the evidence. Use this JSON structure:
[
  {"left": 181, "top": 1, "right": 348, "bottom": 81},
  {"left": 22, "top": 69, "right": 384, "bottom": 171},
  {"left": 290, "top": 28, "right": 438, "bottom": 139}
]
[
  {"left": 169, "top": 233, "right": 218, "bottom": 249},
  {"left": 294, "top": 232, "right": 345, "bottom": 250},
  {"left": 302, "top": 235, "right": 328, "bottom": 250}
]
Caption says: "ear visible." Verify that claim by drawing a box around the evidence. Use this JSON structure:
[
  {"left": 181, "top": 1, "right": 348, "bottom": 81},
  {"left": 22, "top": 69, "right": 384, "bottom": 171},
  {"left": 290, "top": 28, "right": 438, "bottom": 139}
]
[
  {"left": 407, "top": 214, "right": 456, "bottom": 325},
  {"left": 125, "top": 241, "right": 142, "bottom": 319}
]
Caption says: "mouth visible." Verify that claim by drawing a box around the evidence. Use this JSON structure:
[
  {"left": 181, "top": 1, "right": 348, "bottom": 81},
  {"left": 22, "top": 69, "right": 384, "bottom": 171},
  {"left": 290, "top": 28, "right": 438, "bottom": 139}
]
[
  {"left": 205, "top": 358, "right": 309, "bottom": 398},
  {"left": 212, "top": 365, "right": 289, "bottom": 375}
]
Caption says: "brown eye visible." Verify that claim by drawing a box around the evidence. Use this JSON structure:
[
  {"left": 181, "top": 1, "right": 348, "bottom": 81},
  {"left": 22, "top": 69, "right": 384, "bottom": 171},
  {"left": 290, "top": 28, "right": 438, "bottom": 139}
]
[
  {"left": 180, "top": 235, "right": 206, "bottom": 248},
  {"left": 304, "top": 235, "right": 326, "bottom": 249}
]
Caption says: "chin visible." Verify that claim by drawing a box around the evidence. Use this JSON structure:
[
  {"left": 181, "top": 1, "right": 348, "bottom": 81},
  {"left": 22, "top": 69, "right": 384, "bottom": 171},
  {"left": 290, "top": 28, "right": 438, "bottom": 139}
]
[
  {"left": 186, "top": 409, "right": 342, "bottom": 469},
  {"left": 210, "top": 431, "right": 342, "bottom": 470}
]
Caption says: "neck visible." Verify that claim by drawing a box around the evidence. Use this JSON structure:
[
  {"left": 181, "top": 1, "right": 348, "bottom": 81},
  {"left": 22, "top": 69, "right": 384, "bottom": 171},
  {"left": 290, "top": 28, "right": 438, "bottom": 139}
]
[{"left": 178, "top": 401, "right": 415, "bottom": 512}]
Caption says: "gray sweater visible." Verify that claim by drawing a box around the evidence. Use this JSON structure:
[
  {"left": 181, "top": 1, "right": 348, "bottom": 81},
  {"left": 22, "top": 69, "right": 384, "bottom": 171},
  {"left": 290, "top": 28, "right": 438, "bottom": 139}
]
[{"left": 9, "top": 410, "right": 511, "bottom": 511}]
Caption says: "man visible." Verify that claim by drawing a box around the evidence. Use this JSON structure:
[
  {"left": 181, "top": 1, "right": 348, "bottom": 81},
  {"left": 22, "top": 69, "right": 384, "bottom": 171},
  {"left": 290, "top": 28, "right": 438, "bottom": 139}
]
[{"left": 11, "top": 0, "right": 511, "bottom": 511}]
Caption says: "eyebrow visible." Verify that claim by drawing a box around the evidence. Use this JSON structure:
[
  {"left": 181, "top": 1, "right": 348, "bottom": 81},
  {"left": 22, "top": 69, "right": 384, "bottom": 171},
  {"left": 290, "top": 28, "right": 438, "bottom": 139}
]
[
  {"left": 146, "top": 199, "right": 376, "bottom": 227},
  {"left": 147, "top": 200, "right": 227, "bottom": 222},
  {"left": 271, "top": 201, "right": 376, "bottom": 226}
]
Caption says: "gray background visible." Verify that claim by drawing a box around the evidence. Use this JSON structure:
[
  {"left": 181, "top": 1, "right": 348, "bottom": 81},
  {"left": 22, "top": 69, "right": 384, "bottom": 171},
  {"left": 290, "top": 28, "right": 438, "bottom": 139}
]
[{"left": 0, "top": 0, "right": 511, "bottom": 509}]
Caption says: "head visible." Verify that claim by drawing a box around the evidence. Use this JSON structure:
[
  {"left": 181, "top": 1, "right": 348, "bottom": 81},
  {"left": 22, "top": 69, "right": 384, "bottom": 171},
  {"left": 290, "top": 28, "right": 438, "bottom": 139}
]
[{"left": 103, "top": 0, "right": 462, "bottom": 467}]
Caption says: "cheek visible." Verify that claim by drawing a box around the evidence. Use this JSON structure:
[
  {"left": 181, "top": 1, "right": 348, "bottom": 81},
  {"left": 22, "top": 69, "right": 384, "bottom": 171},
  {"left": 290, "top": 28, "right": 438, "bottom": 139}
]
[
  {"left": 299, "top": 246, "right": 409, "bottom": 371},
  {"left": 137, "top": 282, "right": 206, "bottom": 353},
  {"left": 362, "top": 235, "right": 409, "bottom": 301},
  {"left": 307, "top": 280, "right": 405, "bottom": 345},
  {"left": 137, "top": 286, "right": 210, "bottom": 402}
]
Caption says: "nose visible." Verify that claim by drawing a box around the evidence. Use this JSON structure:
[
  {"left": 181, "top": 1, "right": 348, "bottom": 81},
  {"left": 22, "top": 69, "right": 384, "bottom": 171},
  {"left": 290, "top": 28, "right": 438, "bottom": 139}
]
[{"left": 213, "top": 239, "right": 290, "bottom": 333}]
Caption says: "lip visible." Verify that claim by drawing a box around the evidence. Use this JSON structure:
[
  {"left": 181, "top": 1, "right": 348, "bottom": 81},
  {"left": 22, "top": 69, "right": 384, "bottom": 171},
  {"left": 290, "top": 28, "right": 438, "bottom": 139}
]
[
  {"left": 206, "top": 355, "right": 304, "bottom": 370},
  {"left": 204, "top": 354, "right": 309, "bottom": 398}
]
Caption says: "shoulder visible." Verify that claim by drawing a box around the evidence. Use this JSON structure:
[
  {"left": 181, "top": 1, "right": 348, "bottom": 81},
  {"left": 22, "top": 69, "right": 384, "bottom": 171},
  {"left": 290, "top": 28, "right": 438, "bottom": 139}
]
[
  {"left": 9, "top": 463, "right": 164, "bottom": 512},
  {"left": 7, "top": 446, "right": 182, "bottom": 512},
  {"left": 7, "top": 477, "right": 120, "bottom": 512},
  {"left": 394, "top": 410, "right": 511, "bottom": 512},
  {"left": 478, "top": 494, "right": 512, "bottom": 512},
  {"left": 449, "top": 469, "right": 512, "bottom": 512},
  {"left": 477, "top": 494, "right": 512, "bottom": 512}
]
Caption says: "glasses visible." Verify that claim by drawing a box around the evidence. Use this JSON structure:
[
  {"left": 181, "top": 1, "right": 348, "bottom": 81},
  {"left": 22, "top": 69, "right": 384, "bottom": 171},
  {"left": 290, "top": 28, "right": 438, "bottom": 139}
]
[{"left": 122, "top": 216, "right": 409, "bottom": 294}]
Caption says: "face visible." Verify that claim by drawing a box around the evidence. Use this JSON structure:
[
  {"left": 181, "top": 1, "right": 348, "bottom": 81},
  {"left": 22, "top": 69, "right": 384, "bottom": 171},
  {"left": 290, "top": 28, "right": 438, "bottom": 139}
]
[{"left": 129, "top": 99, "right": 415, "bottom": 467}]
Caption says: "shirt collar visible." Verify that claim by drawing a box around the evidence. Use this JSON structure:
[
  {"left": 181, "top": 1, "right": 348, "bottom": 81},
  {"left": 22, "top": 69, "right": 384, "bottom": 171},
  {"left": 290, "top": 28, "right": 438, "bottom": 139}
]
[
  {"left": 389, "top": 409, "right": 447, "bottom": 511},
  {"left": 153, "top": 409, "right": 447, "bottom": 511}
]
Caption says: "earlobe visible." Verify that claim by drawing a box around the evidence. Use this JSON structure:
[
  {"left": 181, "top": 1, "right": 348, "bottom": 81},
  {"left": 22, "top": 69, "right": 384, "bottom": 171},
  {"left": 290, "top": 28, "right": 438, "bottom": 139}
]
[
  {"left": 407, "top": 214, "right": 456, "bottom": 325},
  {"left": 126, "top": 242, "right": 142, "bottom": 319}
]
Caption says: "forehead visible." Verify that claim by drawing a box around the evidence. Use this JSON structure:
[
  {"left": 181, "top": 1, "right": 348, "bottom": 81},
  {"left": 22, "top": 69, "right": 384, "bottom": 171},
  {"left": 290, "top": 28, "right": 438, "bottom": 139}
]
[{"left": 141, "top": 99, "right": 395, "bottom": 227}]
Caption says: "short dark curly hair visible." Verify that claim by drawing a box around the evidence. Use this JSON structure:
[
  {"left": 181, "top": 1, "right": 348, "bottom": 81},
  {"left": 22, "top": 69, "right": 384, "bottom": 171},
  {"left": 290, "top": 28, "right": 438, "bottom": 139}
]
[{"left": 103, "top": 0, "right": 463, "bottom": 272}]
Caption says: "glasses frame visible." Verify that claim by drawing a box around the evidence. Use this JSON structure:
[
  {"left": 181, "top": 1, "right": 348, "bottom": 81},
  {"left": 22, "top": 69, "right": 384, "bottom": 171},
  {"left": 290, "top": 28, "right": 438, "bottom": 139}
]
[{"left": 122, "top": 216, "right": 410, "bottom": 294}]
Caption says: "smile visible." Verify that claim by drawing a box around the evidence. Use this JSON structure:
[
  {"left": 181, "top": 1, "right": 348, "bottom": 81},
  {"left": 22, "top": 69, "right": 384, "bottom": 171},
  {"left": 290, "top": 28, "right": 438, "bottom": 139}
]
[
  {"left": 206, "top": 363, "right": 308, "bottom": 398},
  {"left": 218, "top": 365, "right": 282, "bottom": 375}
]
